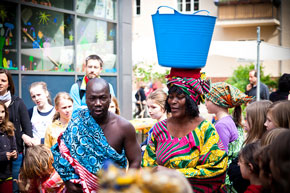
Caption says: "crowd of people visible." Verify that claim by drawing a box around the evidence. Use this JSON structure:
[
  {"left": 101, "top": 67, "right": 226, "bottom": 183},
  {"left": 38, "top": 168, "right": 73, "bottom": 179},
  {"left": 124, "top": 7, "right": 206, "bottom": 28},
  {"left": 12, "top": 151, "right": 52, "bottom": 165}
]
[{"left": 0, "top": 54, "right": 289, "bottom": 193}]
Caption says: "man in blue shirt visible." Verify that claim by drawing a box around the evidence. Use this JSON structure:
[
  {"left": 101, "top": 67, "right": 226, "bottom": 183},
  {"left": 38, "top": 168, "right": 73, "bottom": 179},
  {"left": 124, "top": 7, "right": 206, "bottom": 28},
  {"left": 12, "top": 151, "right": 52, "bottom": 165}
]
[{"left": 70, "top": 54, "right": 115, "bottom": 112}]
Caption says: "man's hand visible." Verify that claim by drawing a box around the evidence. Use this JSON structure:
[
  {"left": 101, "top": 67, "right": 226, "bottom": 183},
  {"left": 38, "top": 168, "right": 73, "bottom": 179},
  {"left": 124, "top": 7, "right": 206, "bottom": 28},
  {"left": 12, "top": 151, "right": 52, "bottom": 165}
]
[
  {"left": 246, "top": 84, "right": 252, "bottom": 91},
  {"left": 64, "top": 181, "right": 83, "bottom": 193}
]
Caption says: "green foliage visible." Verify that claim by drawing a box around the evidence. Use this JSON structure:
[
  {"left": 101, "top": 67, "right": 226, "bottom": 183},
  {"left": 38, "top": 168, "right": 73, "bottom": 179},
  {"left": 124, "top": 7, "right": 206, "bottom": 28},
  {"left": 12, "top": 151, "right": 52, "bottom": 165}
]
[
  {"left": 226, "top": 63, "right": 278, "bottom": 92},
  {"left": 133, "top": 63, "right": 169, "bottom": 84}
]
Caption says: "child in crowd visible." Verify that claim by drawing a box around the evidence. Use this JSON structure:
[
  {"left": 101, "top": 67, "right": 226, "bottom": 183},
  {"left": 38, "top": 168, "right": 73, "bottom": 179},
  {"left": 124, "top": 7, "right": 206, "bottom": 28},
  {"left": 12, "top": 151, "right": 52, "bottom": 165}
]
[
  {"left": 205, "top": 82, "right": 253, "bottom": 192},
  {"left": 140, "top": 89, "right": 167, "bottom": 154},
  {"left": 0, "top": 102, "right": 18, "bottom": 193},
  {"left": 244, "top": 100, "right": 272, "bottom": 144},
  {"left": 108, "top": 96, "right": 120, "bottom": 115},
  {"left": 205, "top": 82, "right": 252, "bottom": 152},
  {"left": 228, "top": 100, "right": 272, "bottom": 193},
  {"left": 260, "top": 128, "right": 288, "bottom": 146},
  {"left": 18, "top": 145, "right": 64, "bottom": 193},
  {"left": 255, "top": 128, "right": 288, "bottom": 193},
  {"left": 44, "top": 92, "right": 73, "bottom": 148},
  {"left": 264, "top": 100, "right": 290, "bottom": 130},
  {"left": 268, "top": 130, "right": 290, "bottom": 193},
  {"left": 238, "top": 142, "right": 262, "bottom": 193},
  {"left": 29, "top": 82, "right": 55, "bottom": 145}
]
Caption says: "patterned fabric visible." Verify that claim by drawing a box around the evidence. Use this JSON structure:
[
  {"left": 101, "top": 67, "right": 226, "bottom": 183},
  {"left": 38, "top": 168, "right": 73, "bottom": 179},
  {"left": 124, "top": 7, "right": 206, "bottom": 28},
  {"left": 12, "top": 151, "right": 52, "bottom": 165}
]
[
  {"left": 41, "top": 170, "right": 65, "bottom": 193},
  {"left": 205, "top": 82, "right": 253, "bottom": 108},
  {"left": 225, "top": 126, "right": 245, "bottom": 192},
  {"left": 57, "top": 135, "right": 99, "bottom": 193},
  {"left": 187, "top": 173, "right": 227, "bottom": 193},
  {"left": 142, "top": 119, "right": 228, "bottom": 192},
  {"left": 51, "top": 109, "right": 127, "bottom": 189},
  {"left": 167, "top": 75, "right": 210, "bottom": 105}
]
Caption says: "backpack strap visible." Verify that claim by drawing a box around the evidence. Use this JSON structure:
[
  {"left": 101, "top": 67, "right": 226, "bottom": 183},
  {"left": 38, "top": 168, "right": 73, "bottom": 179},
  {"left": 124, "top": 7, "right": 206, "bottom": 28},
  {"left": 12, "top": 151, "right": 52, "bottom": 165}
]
[{"left": 76, "top": 78, "right": 86, "bottom": 100}]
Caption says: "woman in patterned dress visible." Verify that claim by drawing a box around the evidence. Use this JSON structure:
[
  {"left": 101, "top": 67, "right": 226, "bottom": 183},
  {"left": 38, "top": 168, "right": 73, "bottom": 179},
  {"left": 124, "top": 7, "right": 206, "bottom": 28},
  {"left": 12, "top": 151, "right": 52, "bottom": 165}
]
[{"left": 142, "top": 69, "right": 228, "bottom": 193}]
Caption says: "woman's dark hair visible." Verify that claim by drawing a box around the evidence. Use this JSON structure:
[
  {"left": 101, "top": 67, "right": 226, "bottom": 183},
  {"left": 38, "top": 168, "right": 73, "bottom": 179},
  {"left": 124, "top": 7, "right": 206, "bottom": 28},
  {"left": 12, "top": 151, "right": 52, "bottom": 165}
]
[
  {"left": 278, "top": 73, "right": 290, "bottom": 92},
  {"left": 233, "top": 105, "right": 242, "bottom": 127},
  {"left": 0, "top": 69, "right": 15, "bottom": 95},
  {"left": 165, "top": 85, "right": 199, "bottom": 118}
]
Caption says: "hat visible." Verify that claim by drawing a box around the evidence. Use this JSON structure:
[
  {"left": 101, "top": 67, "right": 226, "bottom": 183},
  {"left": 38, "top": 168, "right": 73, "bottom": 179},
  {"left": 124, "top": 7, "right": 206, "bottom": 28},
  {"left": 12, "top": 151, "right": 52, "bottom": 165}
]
[{"left": 205, "top": 82, "right": 253, "bottom": 108}]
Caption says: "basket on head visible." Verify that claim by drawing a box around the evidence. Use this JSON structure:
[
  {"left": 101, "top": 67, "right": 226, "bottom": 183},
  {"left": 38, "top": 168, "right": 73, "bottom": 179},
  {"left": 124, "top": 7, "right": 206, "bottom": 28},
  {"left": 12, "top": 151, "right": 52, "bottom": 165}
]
[{"left": 152, "top": 6, "right": 216, "bottom": 69}]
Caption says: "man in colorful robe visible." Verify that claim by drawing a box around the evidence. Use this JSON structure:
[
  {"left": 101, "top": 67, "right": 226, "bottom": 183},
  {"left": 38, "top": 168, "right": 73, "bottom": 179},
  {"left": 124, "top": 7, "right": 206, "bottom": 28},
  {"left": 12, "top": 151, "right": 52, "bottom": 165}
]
[{"left": 52, "top": 78, "right": 141, "bottom": 193}]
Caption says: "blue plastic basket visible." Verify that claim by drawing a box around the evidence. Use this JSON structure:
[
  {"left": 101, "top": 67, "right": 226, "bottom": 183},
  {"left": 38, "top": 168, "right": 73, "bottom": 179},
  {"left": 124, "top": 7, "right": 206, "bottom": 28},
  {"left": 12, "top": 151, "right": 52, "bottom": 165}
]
[{"left": 152, "top": 6, "right": 216, "bottom": 69}]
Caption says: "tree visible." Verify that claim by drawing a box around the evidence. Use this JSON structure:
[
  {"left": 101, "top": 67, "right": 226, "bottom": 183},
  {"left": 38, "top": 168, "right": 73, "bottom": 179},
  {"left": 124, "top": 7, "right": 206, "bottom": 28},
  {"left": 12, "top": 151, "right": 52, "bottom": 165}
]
[{"left": 226, "top": 63, "right": 277, "bottom": 92}]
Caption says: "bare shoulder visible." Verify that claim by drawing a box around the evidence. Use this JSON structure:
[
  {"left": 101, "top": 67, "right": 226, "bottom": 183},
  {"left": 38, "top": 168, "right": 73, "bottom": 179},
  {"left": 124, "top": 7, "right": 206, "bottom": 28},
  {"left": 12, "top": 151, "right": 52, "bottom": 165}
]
[{"left": 111, "top": 113, "right": 135, "bottom": 131}]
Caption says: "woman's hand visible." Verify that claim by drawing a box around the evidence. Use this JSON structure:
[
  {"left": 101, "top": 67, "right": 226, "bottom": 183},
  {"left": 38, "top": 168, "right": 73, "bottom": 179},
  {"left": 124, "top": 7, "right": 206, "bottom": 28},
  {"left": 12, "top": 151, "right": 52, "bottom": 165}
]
[
  {"left": 22, "top": 134, "right": 35, "bottom": 147},
  {"left": 6, "top": 152, "right": 12, "bottom": 160},
  {"left": 10, "top": 150, "right": 17, "bottom": 159}
]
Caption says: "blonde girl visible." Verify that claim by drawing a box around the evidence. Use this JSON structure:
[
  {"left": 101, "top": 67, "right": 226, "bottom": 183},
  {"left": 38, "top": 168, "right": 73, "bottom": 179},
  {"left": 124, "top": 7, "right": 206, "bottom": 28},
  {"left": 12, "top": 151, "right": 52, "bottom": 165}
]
[
  {"left": 0, "top": 102, "right": 17, "bottom": 193},
  {"left": 141, "top": 89, "right": 168, "bottom": 154},
  {"left": 244, "top": 100, "right": 272, "bottom": 145},
  {"left": 18, "top": 145, "right": 64, "bottom": 193},
  {"left": 109, "top": 96, "right": 120, "bottom": 115},
  {"left": 44, "top": 92, "right": 73, "bottom": 148},
  {"left": 29, "top": 82, "right": 55, "bottom": 145},
  {"left": 260, "top": 128, "right": 288, "bottom": 146},
  {"left": 264, "top": 100, "right": 290, "bottom": 130},
  {"left": 146, "top": 89, "right": 168, "bottom": 122}
]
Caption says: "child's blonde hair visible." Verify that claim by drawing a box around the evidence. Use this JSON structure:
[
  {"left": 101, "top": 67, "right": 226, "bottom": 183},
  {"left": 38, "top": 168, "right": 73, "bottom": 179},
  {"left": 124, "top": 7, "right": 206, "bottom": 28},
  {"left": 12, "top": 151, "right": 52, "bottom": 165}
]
[
  {"left": 52, "top": 92, "right": 73, "bottom": 122},
  {"left": 29, "top": 81, "right": 52, "bottom": 105},
  {"left": 0, "top": 102, "right": 15, "bottom": 136},
  {"left": 20, "top": 145, "right": 54, "bottom": 179},
  {"left": 260, "top": 128, "right": 288, "bottom": 147},
  {"left": 244, "top": 100, "right": 272, "bottom": 145},
  {"left": 147, "top": 89, "right": 167, "bottom": 112}
]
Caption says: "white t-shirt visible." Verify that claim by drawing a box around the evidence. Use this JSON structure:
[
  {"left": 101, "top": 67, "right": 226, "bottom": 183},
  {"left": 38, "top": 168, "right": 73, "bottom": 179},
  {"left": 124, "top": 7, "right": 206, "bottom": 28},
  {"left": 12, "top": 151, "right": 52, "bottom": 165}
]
[{"left": 31, "top": 106, "right": 55, "bottom": 139}]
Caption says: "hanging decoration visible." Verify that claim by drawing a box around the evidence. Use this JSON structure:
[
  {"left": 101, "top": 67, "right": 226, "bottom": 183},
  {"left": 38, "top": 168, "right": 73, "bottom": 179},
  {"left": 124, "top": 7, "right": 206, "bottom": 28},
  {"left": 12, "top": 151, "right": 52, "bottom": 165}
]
[
  {"left": 38, "top": 11, "right": 51, "bottom": 25},
  {"left": 69, "top": 34, "right": 74, "bottom": 42},
  {"left": 0, "top": 7, "right": 7, "bottom": 22}
]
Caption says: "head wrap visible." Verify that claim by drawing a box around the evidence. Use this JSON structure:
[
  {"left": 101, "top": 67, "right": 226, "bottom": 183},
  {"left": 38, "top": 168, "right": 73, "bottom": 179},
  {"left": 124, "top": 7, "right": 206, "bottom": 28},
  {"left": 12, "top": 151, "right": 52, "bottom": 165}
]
[
  {"left": 205, "top": 82, "right": 253, "bottom": 108},
  {"left": 166, "top": 68, "right": 210, "bottom": 105}
]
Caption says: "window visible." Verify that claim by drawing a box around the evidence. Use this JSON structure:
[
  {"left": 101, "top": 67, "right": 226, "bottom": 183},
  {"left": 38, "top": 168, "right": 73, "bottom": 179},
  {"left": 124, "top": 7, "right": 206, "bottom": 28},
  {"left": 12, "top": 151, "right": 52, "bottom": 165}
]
[
  {"left": 21, "top": 6, "right": 74, "bottom": 72},
  {"left": 0, "top": 2, "right": 17, "bottom": 70},
  {"left": 76, "top": 17, "right": 117, "bottom": 73},
  {"left": 136, "top": 0, "right": 141, "bottom": 15},
  {"left": 76, "top": 0, "right": 117, "bottom": 20},
  {"left": 177, "top": 0, "right": 199, "bottom": 13}
]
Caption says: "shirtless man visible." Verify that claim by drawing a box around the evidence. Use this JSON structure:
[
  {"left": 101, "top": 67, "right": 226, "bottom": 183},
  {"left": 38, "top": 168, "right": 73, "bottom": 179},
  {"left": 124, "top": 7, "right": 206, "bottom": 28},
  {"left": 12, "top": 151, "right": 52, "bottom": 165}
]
[{"left": 52, "top": 78, "right": 141, "bottom": 193}]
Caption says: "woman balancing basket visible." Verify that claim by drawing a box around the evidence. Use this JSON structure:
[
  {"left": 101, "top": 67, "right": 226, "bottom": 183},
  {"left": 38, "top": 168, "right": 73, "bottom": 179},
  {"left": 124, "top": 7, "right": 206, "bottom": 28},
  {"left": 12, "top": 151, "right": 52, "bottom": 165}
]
[
  {"left": 152, "top": 6, "right": 216, "bottom": 69},
  {"left": 145, "top": 7, "right": 228, "bottom": 193}
]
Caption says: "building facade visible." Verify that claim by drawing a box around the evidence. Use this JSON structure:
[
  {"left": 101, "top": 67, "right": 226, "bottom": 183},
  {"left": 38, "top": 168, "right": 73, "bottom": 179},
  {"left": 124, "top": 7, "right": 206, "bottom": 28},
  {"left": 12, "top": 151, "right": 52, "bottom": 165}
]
[
  {"left": 0, "top": 0, "right": 133, "bottom": 119},
  {"left": 132, "top": 0, "right": 290, "bottom": 82}
]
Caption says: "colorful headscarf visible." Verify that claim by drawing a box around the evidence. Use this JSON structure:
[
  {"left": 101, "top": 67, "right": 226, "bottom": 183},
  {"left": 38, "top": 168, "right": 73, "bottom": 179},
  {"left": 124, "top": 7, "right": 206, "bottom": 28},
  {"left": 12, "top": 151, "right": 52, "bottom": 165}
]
[
  {"left": 167, "top": 74, "right": 210, "bottom": 105},
  {"left": 205, "top": 82, "right": 253, "bottom": 108}
]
